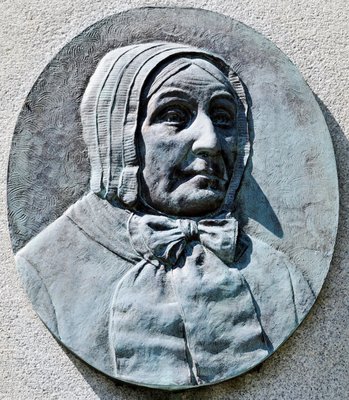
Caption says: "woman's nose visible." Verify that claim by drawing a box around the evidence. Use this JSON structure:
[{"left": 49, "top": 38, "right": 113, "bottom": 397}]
[{"left": 190, "top": 111, "right": 221, "bottom": 156}]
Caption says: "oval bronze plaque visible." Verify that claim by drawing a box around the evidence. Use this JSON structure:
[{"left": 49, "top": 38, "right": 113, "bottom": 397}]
[{"left": 7, "top": 7, "right": 338, "bottom": 390}]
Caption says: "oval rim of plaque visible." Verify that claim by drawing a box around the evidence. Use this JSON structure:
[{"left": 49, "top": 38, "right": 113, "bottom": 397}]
[{"left": 7, "top": 6, "right": 339, "bottom": 390}]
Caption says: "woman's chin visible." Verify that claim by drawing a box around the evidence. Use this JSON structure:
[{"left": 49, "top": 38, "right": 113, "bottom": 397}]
[{"left": 166, "top": 188, "right": 225, "bottom": 217}]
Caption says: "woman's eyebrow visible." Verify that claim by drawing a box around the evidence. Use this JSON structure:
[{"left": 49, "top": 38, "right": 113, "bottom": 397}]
[
  {"left": 210, "top": 91, "right": 236, "bottom": 102},
  {"left": 148, "top": 89, "right": 192, "bottom": 102},
  {"left": 146, "top": 90, "right": 193, "bottom": 117}
]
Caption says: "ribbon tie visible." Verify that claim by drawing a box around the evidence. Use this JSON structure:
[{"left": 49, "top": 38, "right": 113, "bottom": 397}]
[
  {"left": 128, "top": 213, "right": 239, "bottom": 266},
  {"left": 110, "top": 212, "right": 269, "bottom": 385}
]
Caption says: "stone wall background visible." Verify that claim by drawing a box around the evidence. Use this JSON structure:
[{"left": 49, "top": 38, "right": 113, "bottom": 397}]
[{"left": 0, "top": 1, "right": 348, "bottom": 399}]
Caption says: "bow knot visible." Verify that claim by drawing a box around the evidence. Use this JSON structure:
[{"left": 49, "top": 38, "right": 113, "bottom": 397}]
[
  {"left": 128, "top": 213, "right": 239, "bottom": 266},
  {"left": 179, "top": 219, "right": 199, "bottom": 241}
]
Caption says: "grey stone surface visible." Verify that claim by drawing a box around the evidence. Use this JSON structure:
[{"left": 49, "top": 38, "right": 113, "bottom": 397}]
[{"left": 1, "top": 1, "right": 349, "bottom": 399}]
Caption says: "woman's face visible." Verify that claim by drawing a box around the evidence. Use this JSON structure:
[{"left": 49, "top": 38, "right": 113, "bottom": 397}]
[{"left": 138, "top": 63, "right": 238, "bottom": 217}]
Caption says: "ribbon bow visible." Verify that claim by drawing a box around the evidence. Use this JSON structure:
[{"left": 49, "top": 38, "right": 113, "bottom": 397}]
[{"left": 128, "top": 213, "right": 239, "bottom": 266}]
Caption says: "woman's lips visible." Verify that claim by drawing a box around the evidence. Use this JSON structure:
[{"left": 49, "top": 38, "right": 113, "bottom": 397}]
[
  {"left": 181, "top": 167, "right": 227, "bottom": 183},
  {"left": 169, "top": 162, "right": 229, "bottom": 192},
  {"left": 178, "top": 170, "right": 228, "bottom": 192}
]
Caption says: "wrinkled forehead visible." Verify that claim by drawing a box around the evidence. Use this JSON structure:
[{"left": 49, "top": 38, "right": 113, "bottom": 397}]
[{"left": 144, "top": 57, "right": 236, "bottom": 101}]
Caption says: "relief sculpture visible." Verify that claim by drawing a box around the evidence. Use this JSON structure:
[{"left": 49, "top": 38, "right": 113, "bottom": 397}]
[{"left": 13, "top": 42, "right": 316, "bottom": 388}]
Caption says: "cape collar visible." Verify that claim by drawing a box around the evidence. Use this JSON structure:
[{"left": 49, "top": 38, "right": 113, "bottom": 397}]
[
  {"left": 65, "top": 192, "right": 249, "bottom": 266},
  {"left": 65, "top": 192, "right": 140, "bottom": 264}
]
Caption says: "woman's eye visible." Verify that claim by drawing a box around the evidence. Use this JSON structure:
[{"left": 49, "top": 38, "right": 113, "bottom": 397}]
[
  {"left": 211, "top": 109, "right": 235, "bottom": 127},
  {"left": 156, "top": 107, "right": 190, "bottom": 126}
]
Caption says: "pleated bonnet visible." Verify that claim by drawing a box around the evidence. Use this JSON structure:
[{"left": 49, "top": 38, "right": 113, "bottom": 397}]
[{"left": 80, "top": 42, "right": 250, "bottom": 211}]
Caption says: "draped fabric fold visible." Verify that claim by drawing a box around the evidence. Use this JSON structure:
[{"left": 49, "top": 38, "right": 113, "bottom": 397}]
[
  {"left": 16, "top": 193, "right": 315, "bottom": 387},
  {"left": 109, "top": 213, "right": 269, "bottom": 385}
]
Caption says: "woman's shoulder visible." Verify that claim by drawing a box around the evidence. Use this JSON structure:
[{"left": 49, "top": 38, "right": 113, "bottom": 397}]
[{"left": 236, "top": 233, "right": 316, "bottom": 345}]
